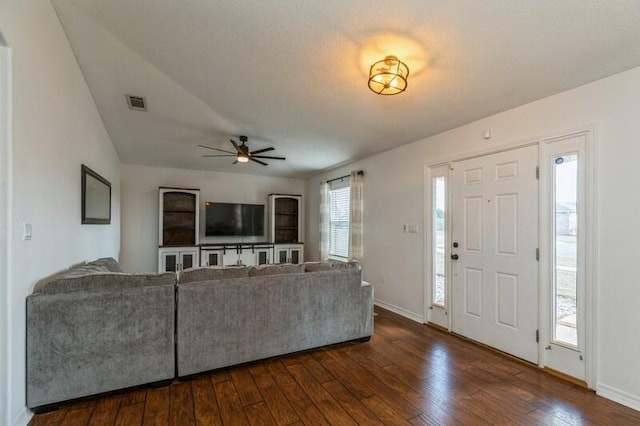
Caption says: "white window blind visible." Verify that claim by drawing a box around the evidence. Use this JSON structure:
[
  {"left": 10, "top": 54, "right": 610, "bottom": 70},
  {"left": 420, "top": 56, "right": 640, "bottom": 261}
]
[{"left": 329, "top": 180, "right": 350, "bottom": 259}]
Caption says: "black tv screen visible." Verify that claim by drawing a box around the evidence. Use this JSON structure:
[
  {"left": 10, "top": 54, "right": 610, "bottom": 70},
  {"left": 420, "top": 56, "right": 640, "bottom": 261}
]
[{"left": 205, "top": 202, "right": 265, "bottom": 236}]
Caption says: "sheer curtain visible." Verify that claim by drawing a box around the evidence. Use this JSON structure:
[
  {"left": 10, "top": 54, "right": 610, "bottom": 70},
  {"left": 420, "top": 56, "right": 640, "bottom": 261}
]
[
  {"left": 319, "top": 181, "right": 330, "bottom": 261},
  {"left": 348, "top": 171, "right": 363, "bottom": 261}
]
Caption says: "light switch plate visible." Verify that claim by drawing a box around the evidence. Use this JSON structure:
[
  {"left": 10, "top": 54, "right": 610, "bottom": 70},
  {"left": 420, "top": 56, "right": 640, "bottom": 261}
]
[{"left": 23, "top": 222, "right": 32, "bottom": 240}]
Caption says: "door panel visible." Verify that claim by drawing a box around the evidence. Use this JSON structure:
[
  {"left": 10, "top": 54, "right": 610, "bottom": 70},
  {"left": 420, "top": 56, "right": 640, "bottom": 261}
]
[
  {"left": 496, "top": 272, "right": 518, "bottom": 329},
  {"left": 451, "top": 145, "right": 538, "bottom": 363},
  {"left": 496, "top": 194, "right": 518, "bottom": 255},
  {"left": 181, "top": 253, "right": 194, "bottom": 270},
  {"left": 464, "top": 268, "right": 483, "bottom": 317},
  {"left": 464, "top": 196, "right": 483, "bottom": 251},
  {"left": 163, "top": 253, "right": 178, "bottom": 272}
]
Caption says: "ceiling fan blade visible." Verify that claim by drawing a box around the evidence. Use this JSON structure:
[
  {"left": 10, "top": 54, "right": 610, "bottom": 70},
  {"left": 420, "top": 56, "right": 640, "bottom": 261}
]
[
  {"left": 252, "top": 155, "right": 286, "bottom": 160},
  {"left": 249, "top": 157, "right": 268, "bottom": 166},
  {"left": 198, "top": 145, "right": 236, "bottom": 154},
  {"left": 203, "top": 154, "right": 235, "bottom": 157},
  {"left": 229, "top": 139, "right": 241, "bottom": 152},
  {"left": 232, "top": 159, "right": 239, "bottom": 165},
  {"left": 250, "top": 147, "right": 274, "bottom": 155}
]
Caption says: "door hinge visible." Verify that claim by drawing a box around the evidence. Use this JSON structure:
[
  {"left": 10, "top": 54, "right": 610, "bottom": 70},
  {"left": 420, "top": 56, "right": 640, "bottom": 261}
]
[
  {"left": 535, "top": 166, "right": 540, "bottom": 179},
  {"left": 536, "top": 329, "right": 539, "bottom": 343},
  {"left": 536, "top": 248, "right": 539, "bottom": 261}
]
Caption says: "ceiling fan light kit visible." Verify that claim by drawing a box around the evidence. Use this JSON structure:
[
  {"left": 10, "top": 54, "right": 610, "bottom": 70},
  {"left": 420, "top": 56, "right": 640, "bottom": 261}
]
[
  {"left": 368, "top": 55, "right": 409, "bottom": 95},
  {"left": 200, "top": 135, "right": 286, "bottom": 166}
]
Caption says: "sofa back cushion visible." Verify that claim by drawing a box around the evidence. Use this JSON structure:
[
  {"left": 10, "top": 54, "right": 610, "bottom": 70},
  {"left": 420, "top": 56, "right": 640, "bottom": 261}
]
[
  {"left": 248, "top": 264, "right": 305, "bottom": 277},
  {"left": 304, "top": 261, "right": 361, "bottom": 272},
  {"left": 180, "top": 266, "right": 249, "bottom": 284},
  {"left": 34, "top": 272, "right": 176, "bottom": 294}
]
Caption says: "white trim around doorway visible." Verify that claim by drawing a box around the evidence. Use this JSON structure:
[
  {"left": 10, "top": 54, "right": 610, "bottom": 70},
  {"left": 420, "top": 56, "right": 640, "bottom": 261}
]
[{"left": 423, "top": 126, "right": 597, "bottom": 389}]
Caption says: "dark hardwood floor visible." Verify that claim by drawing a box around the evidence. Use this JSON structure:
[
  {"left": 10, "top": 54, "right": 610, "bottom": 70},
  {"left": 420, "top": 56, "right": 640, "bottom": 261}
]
[{"left": 30, "top": 307, "right": 640, "bottom": 425}]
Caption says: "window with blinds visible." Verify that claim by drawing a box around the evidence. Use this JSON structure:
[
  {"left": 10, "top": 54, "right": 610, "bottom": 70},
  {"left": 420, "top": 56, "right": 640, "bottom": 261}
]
[{"left": 329, "top": 179, "right": 350, "bottom": 259}]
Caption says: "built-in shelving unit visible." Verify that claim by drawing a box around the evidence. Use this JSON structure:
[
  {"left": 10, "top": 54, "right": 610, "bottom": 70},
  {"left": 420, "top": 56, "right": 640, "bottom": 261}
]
[
  {"left": 269, "top": 194, "right": 303, "bottom": 263},
  {"left": 269, "top": 194, "right": 302, "bottom": 243},
  {"left": 158, "top": 187, "right": 200, "bottom": 274}
]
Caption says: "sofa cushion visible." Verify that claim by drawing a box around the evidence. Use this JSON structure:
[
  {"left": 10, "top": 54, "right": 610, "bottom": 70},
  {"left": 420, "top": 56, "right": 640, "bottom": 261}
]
[
  {"left": 32, "top": 257, "right": 136, "bottom": 293},
  {"left": 87, "top": 257, "right": 124, "bottom": 273},
  {"left": 60, "top": 257, "right": 124, "bottom": 277},
  {"left": 304, "top": 261, "right": 361, "bottom": 272},
  {"left": 331, "top": 260, "right": 361, "bottom": 270},
  {"left": 34, "top": 272, "right": 176, "bottom": 294},
  {"left": 304, "top": 262, "right": 335, "bottom": 272},
  {"left": 248, "top": 264, "right": 305, "bottom": 276},
  {"left": 180, "top": 266, "right": 249, "bottom": 284}
]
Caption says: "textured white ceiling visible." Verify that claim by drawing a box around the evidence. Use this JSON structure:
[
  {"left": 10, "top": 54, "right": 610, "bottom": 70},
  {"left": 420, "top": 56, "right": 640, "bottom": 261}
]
[{"left": 52, "top": 0, "right": 640, "bottom": 177}]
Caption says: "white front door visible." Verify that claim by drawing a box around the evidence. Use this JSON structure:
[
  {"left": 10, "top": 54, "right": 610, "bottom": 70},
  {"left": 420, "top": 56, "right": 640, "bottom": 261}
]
[{"left": 450, "top": 145, "right": 539, "bottom": 363}]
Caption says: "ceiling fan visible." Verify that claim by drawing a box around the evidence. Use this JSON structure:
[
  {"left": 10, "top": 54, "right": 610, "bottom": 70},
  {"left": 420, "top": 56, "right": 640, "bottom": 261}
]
[{"left": 199, "top": 136, "right": 286, "bottom": 166}]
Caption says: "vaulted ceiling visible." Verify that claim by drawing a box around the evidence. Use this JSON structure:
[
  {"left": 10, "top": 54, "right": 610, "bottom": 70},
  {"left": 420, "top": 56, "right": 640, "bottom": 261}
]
[{"left": 52, "top": 0, "right": 640, "bottom": 177}]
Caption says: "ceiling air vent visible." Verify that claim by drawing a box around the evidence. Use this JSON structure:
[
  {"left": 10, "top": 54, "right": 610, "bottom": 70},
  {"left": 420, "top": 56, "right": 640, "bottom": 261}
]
[{"left": 125, "top": 94, "right": 147, "bottom": 111}]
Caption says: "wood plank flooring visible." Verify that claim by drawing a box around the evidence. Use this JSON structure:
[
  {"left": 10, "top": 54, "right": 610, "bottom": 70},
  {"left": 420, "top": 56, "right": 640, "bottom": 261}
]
[{"left": 30, "top": 307, "right": 640, "bottom": 425}]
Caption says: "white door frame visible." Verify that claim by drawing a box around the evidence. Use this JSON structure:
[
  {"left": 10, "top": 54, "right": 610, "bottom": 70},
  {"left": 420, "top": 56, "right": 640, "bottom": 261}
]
[
  {"left": 0, "top": 44, "right": 12, "bottom": 426},
  {"left": 424, "top": 129, "right": 596, "bottom": 388}
]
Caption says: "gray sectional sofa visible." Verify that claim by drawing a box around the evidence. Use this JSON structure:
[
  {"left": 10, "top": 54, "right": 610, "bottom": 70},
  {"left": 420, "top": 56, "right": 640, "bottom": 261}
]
[
  {"left": 177, "top": 262, "right": 374, "bottom": 377},
  {"left": 26, "top": 258, "right": 374, "bottom": 411},
  {"left": 26, "top": 258, "right": 176, "bottom": 410}
]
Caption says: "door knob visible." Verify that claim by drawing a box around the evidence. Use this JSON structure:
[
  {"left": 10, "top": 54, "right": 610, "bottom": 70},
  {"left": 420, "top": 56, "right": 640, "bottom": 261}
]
[{"left": 451, "top": 254, "right": 459, "bottom": 260}]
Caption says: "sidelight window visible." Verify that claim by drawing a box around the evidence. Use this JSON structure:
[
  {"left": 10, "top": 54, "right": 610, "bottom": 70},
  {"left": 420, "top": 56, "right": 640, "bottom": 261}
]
[
  {"left": 432, "top": 175, "right": 446, "bottom": 307},
  {"left": 552, "top": 153, "right": 578, "bottom": 347}
]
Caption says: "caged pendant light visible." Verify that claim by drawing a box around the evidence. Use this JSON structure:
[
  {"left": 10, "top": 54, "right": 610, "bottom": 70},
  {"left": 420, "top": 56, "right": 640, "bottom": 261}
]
[{"left": 368, "top": 55, "right": 409, "bottom": 95}]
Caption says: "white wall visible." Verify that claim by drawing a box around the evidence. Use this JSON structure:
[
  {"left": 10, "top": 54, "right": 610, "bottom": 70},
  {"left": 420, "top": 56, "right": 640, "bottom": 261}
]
[
  {"left": 0, "top": 2, "right": 121, "bottom": 424},
  {"left": 121, "top": 164, "right": 305, "bottom": 272},
  {"left": 306, "top": 66, "right": 640, "bottom": 409},
  {"left": 0, "top": 42, "right": 11, "bottom": 426}
]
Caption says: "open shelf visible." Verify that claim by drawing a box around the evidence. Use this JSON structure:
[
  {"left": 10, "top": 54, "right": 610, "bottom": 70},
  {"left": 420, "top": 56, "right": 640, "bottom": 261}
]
[
  {"left": 270, "top": 195, "right": 301, "bottom": 244},
  {"left": 160, "top": 189, "right": 199, "bottom": 247}
]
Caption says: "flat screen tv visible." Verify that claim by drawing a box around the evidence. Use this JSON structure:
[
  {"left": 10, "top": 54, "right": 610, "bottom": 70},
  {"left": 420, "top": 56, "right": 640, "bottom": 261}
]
[{"left": 205, "top": 202, "right": 265, "bottom": 236}]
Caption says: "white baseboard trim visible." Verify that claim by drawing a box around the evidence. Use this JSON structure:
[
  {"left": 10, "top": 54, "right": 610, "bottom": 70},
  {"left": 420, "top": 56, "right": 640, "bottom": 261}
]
[
  {"left": 597, "top": 383, "right": 640, "bottom": 412},
  {"left": 374, "top": 299, "right": 423, "bottom": 323},
  {"left": 13, "top": 407, "right": 31, "bottom": 426}
]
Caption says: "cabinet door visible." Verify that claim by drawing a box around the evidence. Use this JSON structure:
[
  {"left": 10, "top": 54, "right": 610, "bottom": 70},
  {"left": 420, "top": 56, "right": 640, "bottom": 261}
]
[
  {"left": 201, "top": 250, "right": 222, "bottom": 267},
  {"left": 290, "top": 247, "right": 303, "bottom": 264},
  {"left": 180, "top": 251, "right": 198, "bottom": 270},
  {"left": 238, "top": 250, "right": 256, "bottom": 266},
  {"left": 256, "top": 249, "right": 271, "bottom": 265},
  {"left": 223, "top": 251, "right": 240, "bottom": 266},
  {"left": 161, "top": 251, "right": 179, "bottom": 272},
  {"left": 276, "top": 248, "right": 289, "bottom": 264}
]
